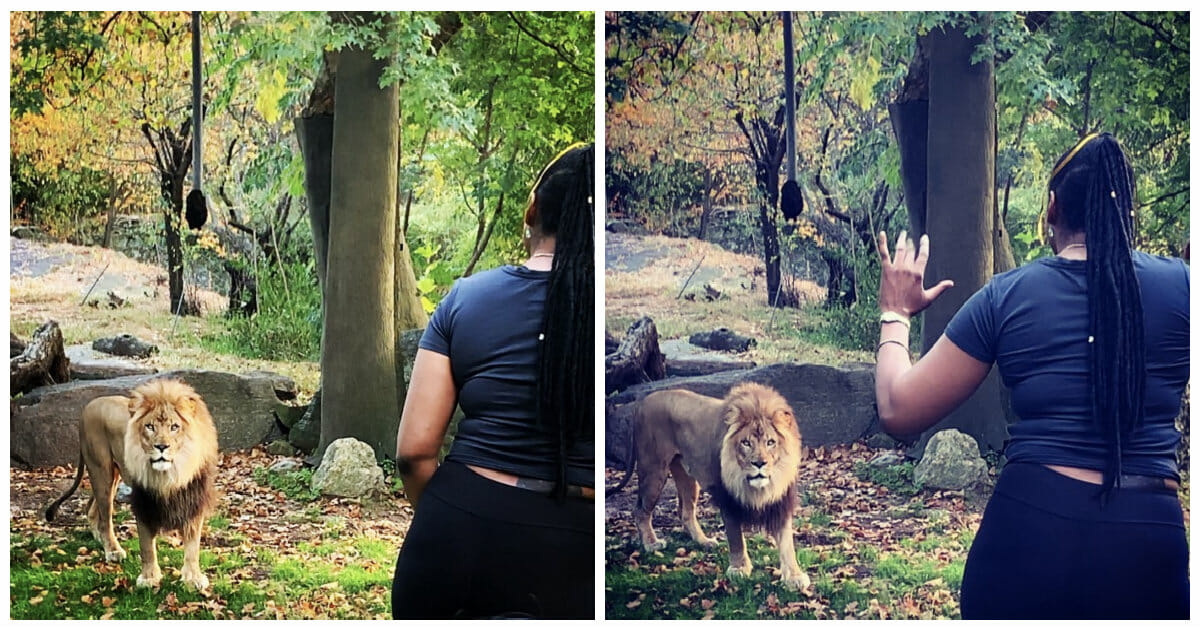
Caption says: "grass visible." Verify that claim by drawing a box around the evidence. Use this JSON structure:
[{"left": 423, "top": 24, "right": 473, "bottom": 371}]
[
  {"left": 252, "top": 466, "right": 320, "bottom": 502},
  {"left": 605, "top": 234, "right": 874, "bottom": 367},
  {"left": 9, "top": 524, "right": 398, "bottom": 620},
  {"left": 605, "top": 523, "right": 968, "bottom": 620},
  {"left": 853, "top": 460, "right": 924, "bottom": 496}
]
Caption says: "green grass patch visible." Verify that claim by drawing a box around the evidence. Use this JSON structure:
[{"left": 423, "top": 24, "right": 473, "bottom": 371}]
[
  {"left": 853, "top": 460, "right": 924, "bottom": 495},
  {"left": 252, "top": 466, "right": 319, "bottom": 502},
  {"left": 11, "top": 525, "right": 396, "bottom": 620}
]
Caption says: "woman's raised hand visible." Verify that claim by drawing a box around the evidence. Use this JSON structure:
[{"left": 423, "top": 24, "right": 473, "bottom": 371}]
[{"left": 877, "top": 231, "right": 954, "bottom": 317}]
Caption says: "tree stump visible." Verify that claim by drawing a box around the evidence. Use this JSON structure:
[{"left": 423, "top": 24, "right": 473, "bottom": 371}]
[
  {"left": 11, "top": 320, "right": 70, "bottom": 395},
  {"left": 605, "top": 316, "right": 666, "bottom": 394},
  {"left": 11, "top": 332, "right": 27, "bottom": 358}
]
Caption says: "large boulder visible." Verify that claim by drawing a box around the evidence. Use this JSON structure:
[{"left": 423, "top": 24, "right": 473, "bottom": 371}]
[
  {"left": 11, "top": 370, "right": 295, "bottom": 467},
  {"left": 913, "top": 429, "right": 987, "bottom": 490},
  {"left": 605, "top": 362, "right": 876, "bottom": 466},
  {"left": 311, "top": 437, "right": 386, "bottom": 498}
]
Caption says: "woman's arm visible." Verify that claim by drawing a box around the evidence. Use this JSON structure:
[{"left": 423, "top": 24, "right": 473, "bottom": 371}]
[
  {"left": 874, "top": 231, "right": 991, "bottom": 436},
  {"left": 395, "top": 349, "right": 457, "bottom": 509}
]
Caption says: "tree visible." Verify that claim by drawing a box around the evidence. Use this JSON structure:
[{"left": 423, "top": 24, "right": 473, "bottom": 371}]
[
  {"left": 918, "top": 21, "right": 1009, "bottom": 451},
  {"left": 316, "top": 12, "right": 402, "bottom": 460}
]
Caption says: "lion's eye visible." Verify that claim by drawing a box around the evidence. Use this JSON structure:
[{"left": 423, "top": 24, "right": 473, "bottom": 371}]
[
  {"left": 767, "top": 438, "right": 776, "bottom": 446},
  {"left": 741, "top": 439, "right": 751, "bottom": 447},
  {"left": 144, "top": 423, "right": 155, "bottom": 433},
  {"left": 170, "top": 423, "right": 181, "bottom": 433}
]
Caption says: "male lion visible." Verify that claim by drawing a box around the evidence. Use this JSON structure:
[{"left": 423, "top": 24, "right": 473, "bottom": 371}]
[
  {"left": 45, "top": 379, "right": 219, "bottom": 590},
  {"left": 611, "top": 382, "right": 809, "bottom": 590}
]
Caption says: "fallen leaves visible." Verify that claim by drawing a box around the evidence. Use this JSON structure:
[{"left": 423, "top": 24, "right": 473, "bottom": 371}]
[
  {"left": 11, "top": 448, "right": 413, "bottom": 620},
  {"left": 605, "top": 440, "right": 994, "bottom": 620}
]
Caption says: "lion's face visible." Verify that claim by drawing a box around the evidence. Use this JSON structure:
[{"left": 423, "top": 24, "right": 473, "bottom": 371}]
[
  {"left": 719, "top": 383, "right": 802, "bottom": 509},
  {"left": 123, "top": 379, "right": 219, "bottom": 492}
]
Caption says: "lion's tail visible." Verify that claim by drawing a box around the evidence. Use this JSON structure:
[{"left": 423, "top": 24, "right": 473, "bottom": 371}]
[
  {"left": 44, "top": 452, "right": 85, "bottom": 522},
  {"left": 605, "top": 404, "right": 640, "bottom": 497}
]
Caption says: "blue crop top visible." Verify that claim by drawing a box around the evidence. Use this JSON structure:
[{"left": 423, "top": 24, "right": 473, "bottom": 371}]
[
  {"left": 944, "top": 251, "right": 1189, "bottom": 481},
  {"left": 419, "top": 265, "right": 594, "bottom": 488}
]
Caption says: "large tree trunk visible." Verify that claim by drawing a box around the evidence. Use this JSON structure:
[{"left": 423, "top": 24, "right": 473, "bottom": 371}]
[
  {"left": 920, "top": 22, "right": 1008, "bottom": 452},
  {"left": 889, "top": 35, "right": 930, "bottom": 238},
  {"left": 317, "top": 14, "right": 401, "bottom": 461},
  {"left": 296, "top": 113, "right": 334, "bottom": 291}
]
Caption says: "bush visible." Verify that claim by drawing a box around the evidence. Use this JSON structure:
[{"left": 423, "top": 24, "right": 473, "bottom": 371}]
[
  {"left": 12, "top": 154, "right": 114, "bottom": 243},
  {"left": 201, "top": 259, "right": 322, "bottom": 362}
]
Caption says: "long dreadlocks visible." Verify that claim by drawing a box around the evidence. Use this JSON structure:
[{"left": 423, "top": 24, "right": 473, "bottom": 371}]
[
  {"left": 1048, "top": 132, "right": 1145, "bottom": 497},
  {"left": 530, "top": 143, "right": 595, "bottom": 498}
]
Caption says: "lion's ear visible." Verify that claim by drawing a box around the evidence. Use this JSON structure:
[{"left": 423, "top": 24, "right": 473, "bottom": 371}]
[
  {"left": 772, "top": 408, "right": 796, "bottom": 430},
  {"left": 175, "top": 395, "right": 198, "bottom": 418},
  {"left": 722, "top": 403, "right": 741, "bottom": 426},
  {"left": 127, "top": 391, "right": 145, "bottom": 416}
]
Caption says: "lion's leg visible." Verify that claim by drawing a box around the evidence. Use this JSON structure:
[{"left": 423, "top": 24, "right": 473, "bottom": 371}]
[
  {"left": 179, "top": 518, "right": 209, "bottom": 591},
  {"left": 668, "top": 458, "right": 715, "bottom": 548},
  {"left": 773, "top": 518, "right": 810, "bottom": 591},
  {"left": 634, "top": 457, "right": 670, "bottom": 552},
  {"left": 135, "top": 520, "right": 162, "bottom": 589},
  {"left": 721, "top": 509, "right": 753, "bottom": 579},
  {"left": 91, "top": 462, "right": 127, "bottom": 563}
]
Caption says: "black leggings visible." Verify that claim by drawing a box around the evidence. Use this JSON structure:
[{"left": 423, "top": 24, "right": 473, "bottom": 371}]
[
  {"left": 960, "top": 462, "right": 1188, "bottom": 619},
  {"left": 391, "top": 460, "right": 594, "bottom": 619}
]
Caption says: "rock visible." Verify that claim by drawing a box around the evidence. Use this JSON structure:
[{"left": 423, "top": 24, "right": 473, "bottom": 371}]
[
  {"left": 311, "top": 438, "right": 386, "bottom": 498},
  {"left": 65, "top": 344, "right": 157, "bottom": 381},
  {"left": 92, "top": 334, "right": 157, "bottom": 359},
  {"left": 266, "top": 439, "right": 297, "bottom": 456},
  {"left": 688, "top": 328, "right": 756, "bottom": 353},
  {"left": 11, "top": 370, "right": 293, "bottom": 466},
  {"left": 269, "top": 459, "right": 304, "bottom": 474},
  {"left": 11, "top": 332, "right": 26, "bottom": 358},
  {"left": 245, "top": 370, "right": 298, "bottom": 401},
  {"left": 289, "top": 390, "right": 322, "bottom": 454},
  {"left": 914, "top": 429, "right": 987, "bottom": 490},
  {"left": 115, "top": 482, "right": 133, "bottom": 504},
  {"left": 274, "top": 401, "right": 306, "bottom": 429},
  {"left": 605, "top": 362, "right": 876, "bottom": 467},
  {"left": 666, "top": 357, "right": 756, "bottom": 378},
  {"left": 865, "top": 432, "right": 900, "bottom": 450},
  {"left": 867, "top": 451, "right": 906, "bottom": 468}
]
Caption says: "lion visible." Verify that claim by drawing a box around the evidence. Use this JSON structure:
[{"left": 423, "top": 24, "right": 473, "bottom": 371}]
[
  {"left": 44, "top": 378, "right": 219, "bottom": 590},
  {"left": 610, "top": 382, "right": 809, "bottom": 590}
]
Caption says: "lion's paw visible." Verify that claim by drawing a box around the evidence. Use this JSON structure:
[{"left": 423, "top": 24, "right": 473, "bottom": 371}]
[
  {"left": 135, "top": 572, "right": 162, "bottom": 589},
  {"left": 642, "top": 539, "right": 666, "bottom": 553},
  {"left": 780, "top": 570, "right": 811, "bottom": 592},
  {"left": 696, "top": 536, "right": 718, "bottom": 548},
  {"left": 726, "top": 564, "right": 753, "bottom": 579},
  {"left": 181, "top": 569, "right": 209, "bottom": 591},
  {"left": 104, "top": 547, "right": 127, "bottom": 563}
]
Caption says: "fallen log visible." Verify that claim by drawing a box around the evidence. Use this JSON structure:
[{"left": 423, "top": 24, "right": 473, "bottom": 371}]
[
  {"left": 605, "top": 316, "right": 666, "bottom": 394},
  {"left": 11, "top": 320, "right": 70, "bottom": 395}
]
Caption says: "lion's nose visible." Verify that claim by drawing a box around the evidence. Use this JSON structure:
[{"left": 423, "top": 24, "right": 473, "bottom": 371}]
[
  {"left": 155, "top": 444, "right": 168, "bottom": 452},
  {"left": 751, "top": 460, "right": 766, "bottom": 468}
]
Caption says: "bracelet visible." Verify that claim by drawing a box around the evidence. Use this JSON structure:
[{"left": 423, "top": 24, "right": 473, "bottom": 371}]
[
  {"left": 880, "top": 311, "right": 911, "bottom": 327},
  {"left": 877, "top": 339, "right": 909, "bottom": 353}
]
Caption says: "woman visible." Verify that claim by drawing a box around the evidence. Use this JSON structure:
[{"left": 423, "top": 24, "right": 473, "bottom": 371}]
[
  {"left": 874, "top": 133, "right": 1188, "bottom": 619},
  {"left": 390, "top": 144, "right": 595, "bottom": 619}
]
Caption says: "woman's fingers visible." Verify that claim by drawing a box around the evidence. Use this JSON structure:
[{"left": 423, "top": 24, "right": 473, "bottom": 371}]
[
  {"left": 923, "top": 279, "right": 955, "bottom": 304},
  {"left": 877, "top": 231, "right": 892, "bottom": 266},
  {"left": 895, "top": 231, "right": 907, "bottom": 260},
  {"left": 914, "top": 234, "right": 931, "bottom": 274}
]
